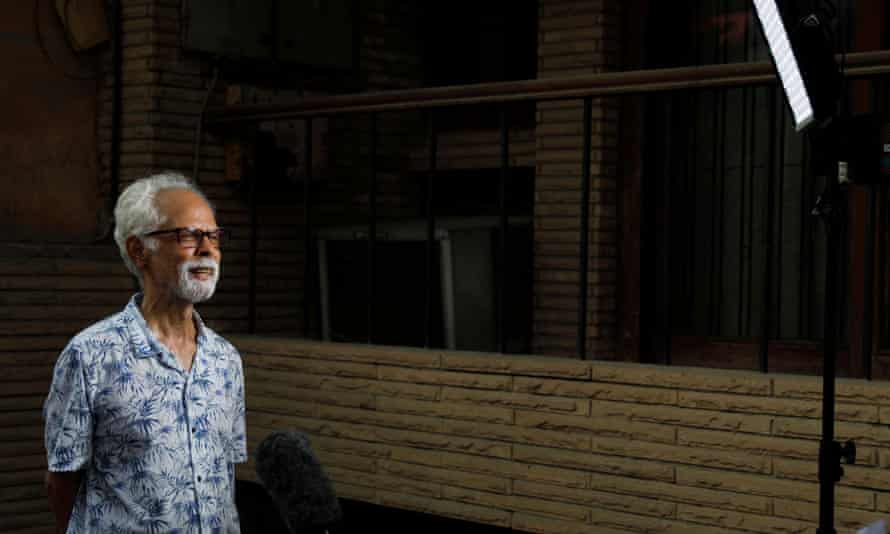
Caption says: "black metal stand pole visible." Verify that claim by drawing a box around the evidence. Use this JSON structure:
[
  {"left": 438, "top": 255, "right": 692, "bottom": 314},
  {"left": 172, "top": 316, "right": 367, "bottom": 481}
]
[
  {"left": 815, "top": 178, "right": 856, "bottom": 534},
  {"left": 816, "top": 178, "right": 839, "bottom": 534}
]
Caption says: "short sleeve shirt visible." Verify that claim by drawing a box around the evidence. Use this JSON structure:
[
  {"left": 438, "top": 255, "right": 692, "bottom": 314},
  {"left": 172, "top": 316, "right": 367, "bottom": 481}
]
[{"left": 43, "top": 294, "right": 247, "bottom": 534}]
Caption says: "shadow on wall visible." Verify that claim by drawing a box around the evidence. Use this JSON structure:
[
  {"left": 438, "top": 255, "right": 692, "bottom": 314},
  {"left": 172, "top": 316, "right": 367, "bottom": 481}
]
[{"left": 236, "top": 480, "right": 514, "bottom": 534}]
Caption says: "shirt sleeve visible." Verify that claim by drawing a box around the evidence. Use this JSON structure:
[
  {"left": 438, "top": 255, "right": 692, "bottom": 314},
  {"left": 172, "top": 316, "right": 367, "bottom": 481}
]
[
  {"left": 229, "top": 355, "right": 248, "bottom": 464},
  {"left": 43, "top": 343, "right": 93, "bottom": 472}
]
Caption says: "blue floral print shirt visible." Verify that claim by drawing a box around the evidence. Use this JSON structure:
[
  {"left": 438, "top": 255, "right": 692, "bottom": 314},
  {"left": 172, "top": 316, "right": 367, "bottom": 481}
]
[{"left": 43, "top": 294, "right": 247, "bottom": 533}]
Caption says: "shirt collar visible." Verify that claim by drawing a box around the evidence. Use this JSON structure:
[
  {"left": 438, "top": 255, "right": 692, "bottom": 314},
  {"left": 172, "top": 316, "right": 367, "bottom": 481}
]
[{"left": 121, "top": 293, "right": 211, "bottom": 362}]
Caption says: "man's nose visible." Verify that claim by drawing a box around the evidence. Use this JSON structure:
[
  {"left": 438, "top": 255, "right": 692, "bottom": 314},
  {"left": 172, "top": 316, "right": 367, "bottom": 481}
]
[{"left": 194, "top": 234, "right": 214, "bottom": 256}]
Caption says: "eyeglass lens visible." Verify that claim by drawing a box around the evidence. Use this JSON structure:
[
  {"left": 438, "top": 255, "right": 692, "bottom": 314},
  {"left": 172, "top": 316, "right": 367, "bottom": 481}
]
[{"left": 178, "top": 229, "right": 226, "bottom": 247}]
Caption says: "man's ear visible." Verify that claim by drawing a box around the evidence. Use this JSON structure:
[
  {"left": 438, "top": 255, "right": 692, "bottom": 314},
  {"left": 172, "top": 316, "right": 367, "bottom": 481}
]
[{"left": 126, "top": 236, "right": 148, "bottom": 269}]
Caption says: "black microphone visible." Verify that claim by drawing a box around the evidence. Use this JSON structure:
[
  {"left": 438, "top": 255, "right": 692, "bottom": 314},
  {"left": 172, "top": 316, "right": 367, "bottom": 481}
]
[{"left": 255, "top": 430, "right": 343, "bottom": 534}]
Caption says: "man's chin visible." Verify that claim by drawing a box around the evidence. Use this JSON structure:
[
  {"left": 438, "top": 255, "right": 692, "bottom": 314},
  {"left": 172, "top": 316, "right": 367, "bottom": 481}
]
[{"left": 175, "top": 283, "right": 217, "bottom": 304}]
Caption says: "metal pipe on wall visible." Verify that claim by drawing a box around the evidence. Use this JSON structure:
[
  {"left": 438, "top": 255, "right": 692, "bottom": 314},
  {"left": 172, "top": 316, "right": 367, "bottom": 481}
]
[{"left": 205, "top": 51, "right": 890, "bottom": 125}]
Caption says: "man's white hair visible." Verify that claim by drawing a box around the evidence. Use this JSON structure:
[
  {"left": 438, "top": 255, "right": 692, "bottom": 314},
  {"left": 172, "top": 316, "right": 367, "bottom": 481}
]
[{"left": 113, "top": 171, "right": 213, "bottom": 284}]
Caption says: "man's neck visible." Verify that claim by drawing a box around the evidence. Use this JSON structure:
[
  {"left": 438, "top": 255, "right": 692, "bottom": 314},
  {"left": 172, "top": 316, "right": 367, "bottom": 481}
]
[{"left": 140, "top": 289, "right": 197, "bottom": 344}]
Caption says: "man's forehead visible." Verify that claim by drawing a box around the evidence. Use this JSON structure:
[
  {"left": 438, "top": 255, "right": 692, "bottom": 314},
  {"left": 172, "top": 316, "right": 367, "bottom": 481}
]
[{"left": 156, "top": 189, "right": 216, "bottom": 224}]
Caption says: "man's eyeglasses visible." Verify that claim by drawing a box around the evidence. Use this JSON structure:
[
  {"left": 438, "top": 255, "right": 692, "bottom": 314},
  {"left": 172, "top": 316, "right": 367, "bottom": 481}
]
[{"left": 143, "top": 227, "right": 228, "bottom": 248}]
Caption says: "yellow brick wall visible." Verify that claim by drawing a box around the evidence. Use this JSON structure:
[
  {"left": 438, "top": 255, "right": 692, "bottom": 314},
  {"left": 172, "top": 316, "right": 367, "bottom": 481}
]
[{"left": 233, "top": 335, "right": 890, "bottom": 534}]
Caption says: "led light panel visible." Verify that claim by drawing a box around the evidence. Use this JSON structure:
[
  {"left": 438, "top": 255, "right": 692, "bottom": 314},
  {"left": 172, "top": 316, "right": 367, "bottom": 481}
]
[{"left": 752, "top": 0, "right": 815, "bottom": 131}]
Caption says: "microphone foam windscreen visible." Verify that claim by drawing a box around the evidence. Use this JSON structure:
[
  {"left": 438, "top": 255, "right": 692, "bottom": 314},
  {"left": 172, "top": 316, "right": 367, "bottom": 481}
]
[{"left": 255, "top": 430, "right": 343, "bottom": 532}]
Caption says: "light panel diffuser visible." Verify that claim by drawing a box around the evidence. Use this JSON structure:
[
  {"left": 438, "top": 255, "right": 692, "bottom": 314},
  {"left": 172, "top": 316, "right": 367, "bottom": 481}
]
[{"left": 752, "top": 0, "right": 815, "bottom": 131}]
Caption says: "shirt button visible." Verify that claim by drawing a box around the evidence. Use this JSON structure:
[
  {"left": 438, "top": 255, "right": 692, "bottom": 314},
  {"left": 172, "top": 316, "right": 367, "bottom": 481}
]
[{"left": 192, "top": 428, "right": 196, "bottom": 433}]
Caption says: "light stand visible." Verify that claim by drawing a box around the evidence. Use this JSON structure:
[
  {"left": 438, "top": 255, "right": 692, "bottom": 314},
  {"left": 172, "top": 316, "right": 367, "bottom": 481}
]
[
  {"left": 751, "top": 2, "right": 857, "bottom": 532},
  {"left": 810, "top": 111, "right": 890, "bottom": 532},
  {"left": 811, "top": 174, "right": 857, "bottom": 534}
]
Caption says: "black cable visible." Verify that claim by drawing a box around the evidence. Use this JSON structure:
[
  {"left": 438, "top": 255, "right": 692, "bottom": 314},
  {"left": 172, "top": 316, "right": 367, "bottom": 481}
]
[{"left": 33, "top": 0, "right": 102, "bottom": 81}]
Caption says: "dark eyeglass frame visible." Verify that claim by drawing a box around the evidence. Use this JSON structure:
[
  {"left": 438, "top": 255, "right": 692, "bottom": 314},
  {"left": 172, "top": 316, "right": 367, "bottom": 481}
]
[{"left": 143, "top": 227, "right": 228, "bottom": 248}]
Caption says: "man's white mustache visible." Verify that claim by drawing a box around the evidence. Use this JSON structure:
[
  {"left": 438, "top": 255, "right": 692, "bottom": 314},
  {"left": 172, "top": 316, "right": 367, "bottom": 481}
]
[{"left": 184, "top": 258, "right": 218, "bottom": 273}]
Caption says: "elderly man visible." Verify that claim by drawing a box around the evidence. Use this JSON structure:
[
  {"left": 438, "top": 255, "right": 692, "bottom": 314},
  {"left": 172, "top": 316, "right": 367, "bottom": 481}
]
[{"left": 43, "top": 172, "right": 247, "bottom": 533}]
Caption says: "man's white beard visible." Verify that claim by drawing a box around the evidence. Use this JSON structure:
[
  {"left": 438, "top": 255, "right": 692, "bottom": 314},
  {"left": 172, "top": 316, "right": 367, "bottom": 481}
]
[{"left": 175, "top": 258, "right": 219, "bottom": 303}]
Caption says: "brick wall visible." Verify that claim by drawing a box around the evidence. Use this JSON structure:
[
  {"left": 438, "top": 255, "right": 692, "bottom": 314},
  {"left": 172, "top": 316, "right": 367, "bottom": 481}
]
[
  {"left": 533, "top": 1, "right": 622, "bottom": 359},
  {"left": 234, "top": 335, "right": 890, "bottom": 534},
  {"left": 0, "top": 246, "right": 133, "bottom": 532}
]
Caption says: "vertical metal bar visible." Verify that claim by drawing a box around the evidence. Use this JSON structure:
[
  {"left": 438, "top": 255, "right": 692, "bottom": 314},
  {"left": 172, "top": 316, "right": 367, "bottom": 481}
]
[
  {"left": 878, "top": 184, "right": 888, "bottom": 351},
  {"left": 738, "top": 85, "right": 749, "bottom": 336},
  {"left": 368, "top": 113, "right": 378, "bottom": 344},
  {"left": 577, "top": 97, "right": 592, "bottom": 360},
  {"left": 685, "top": 0, "right": 703, "bottom": 333},
  {"left": 425, "top": 111, "right": 437, "bottom": 348},
  {"left": 716, "top": 96, "right": 727, "bottom": 334},
  {"left": 760, "top": 87, "right": 778, "bottom": 373},
  {"left": 863, "top": 78, "right": 883, "bottom": 377},
  {"left": 686, "top": 0, "right": 702, "bottom": 333},
  {"left": 743, "top": 0, "right": 755, "bottom": 338},
  {"left": 303, "top": 118, "right": 313, "bottom": 338},
  {"left": 662, "top": 96, "right": 672, "bottom": 366},
  {"left": 686, "top": 91, "right": 699, "bottom": 325},
  {"left": 876, "top": 77, "right": 889, "bottom": 350},
  {"left": 683, "top": 0, "right": 703, "bottom": 335},
  {"left": 776, "top": 97, "right": 787, "bottom": 339},
  {"left": 737, "top": 4, "right": 748, "bottom": 337},
  {"left": 799, "top": 134, "right": 811, "bottom": 338},
  {"left": 745, "top": 93, "right": 757, "bottom": 336},
  {"left": 498, "top": 107, "right": 509, "bottom": 354},
  {"left": 869, "top": 76, "right": 890, "bottom": 352},
  {"left": 863, "top": 185, "right": 876, "bottom": 379},
  {"left": 677, "top": 95, "right": 690, "bottom": 333},
  {"left": 708, "top": 0, "right": 728, "bottom": 338},
  {"left": 708, "top": 88, "right": 721, "bottom": 336},
  {"left": 248, "top": 160, "right": 257, "bottom": 335}
]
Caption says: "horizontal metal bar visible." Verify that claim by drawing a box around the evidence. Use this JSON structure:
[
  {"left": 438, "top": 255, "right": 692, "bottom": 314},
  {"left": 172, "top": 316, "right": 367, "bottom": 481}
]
[{"left": 206, "top": 51, "right": 890, "bottom": 125}]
